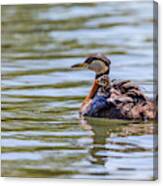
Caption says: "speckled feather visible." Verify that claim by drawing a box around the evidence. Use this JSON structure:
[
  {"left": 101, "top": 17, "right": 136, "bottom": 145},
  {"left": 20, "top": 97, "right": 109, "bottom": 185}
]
[{"left": 83, "top": 79, "right": 156, "bottom": 120}]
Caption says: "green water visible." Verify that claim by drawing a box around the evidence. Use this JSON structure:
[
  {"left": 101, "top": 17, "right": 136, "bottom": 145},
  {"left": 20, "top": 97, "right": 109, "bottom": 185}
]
[{"left": 1, "top": 2, "right": 157, "bottom": 180}]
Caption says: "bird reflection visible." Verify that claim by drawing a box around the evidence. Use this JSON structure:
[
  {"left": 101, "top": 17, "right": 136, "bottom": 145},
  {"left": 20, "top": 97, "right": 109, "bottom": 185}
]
[
  {"left": 80, "top": 117, "right": 154, "bottom": 169},
  {"left": 80, "top": 117, "right": 127, "bottom": 167}
]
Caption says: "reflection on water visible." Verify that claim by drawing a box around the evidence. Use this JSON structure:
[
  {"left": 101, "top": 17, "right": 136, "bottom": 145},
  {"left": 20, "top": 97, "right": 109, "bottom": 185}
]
[
  {"left": 2, "top": 1, "right": 157, "bottom": 180},
  {"left": 79, "top": 118, "right": 156, "bottom": 180}
]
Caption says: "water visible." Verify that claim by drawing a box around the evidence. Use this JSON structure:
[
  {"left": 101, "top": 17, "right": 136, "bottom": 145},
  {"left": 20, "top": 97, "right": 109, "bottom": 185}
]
[{"left": 1, "top": 1, "right": 157, "bottom": 180}]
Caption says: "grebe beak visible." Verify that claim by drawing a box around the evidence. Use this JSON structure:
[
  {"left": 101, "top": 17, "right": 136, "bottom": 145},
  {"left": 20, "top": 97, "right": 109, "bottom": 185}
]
[{"left": 71, "top": 63, "right": 88, "bottom": 69}]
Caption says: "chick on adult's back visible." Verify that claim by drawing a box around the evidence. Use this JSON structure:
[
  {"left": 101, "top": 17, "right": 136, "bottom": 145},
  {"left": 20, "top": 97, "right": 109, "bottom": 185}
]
[{"left": 71, "top": 53, "right": 156, "bottom": 120}]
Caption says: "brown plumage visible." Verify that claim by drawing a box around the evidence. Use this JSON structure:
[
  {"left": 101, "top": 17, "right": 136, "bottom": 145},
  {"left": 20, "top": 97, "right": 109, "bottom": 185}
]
[
  {"left": 98, "top": 80, "right": 156, "bottom": 120},
  {"left": 71, "top": 53, "right": 157, "bottom": 121}
]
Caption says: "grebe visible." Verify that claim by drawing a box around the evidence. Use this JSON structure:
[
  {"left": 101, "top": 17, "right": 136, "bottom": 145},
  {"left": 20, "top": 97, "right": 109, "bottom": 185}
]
[{"left": 71, "top": 53, "right": 156, "bottom": 120}]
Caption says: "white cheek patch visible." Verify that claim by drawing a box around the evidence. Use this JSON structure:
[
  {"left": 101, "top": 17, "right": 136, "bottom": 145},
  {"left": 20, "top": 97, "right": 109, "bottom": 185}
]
[{"left": 88, "top": 60, "right": 108, "bottom": 74}]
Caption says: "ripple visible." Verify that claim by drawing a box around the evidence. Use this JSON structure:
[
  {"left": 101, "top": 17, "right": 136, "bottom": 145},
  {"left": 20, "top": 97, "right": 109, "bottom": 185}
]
[{"left": 1, "top": 1, "right": 157, "bottom": 180}]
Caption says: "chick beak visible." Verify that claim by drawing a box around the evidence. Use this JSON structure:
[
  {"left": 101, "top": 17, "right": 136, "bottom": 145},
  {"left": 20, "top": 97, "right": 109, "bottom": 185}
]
[{"left": 71, "top": 63, "right": 88, "bottom": 69}]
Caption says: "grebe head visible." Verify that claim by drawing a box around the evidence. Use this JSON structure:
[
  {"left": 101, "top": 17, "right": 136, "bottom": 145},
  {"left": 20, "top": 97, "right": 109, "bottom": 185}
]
[{"left": 71, "top": 53, "right": 111, "bottom": 78}]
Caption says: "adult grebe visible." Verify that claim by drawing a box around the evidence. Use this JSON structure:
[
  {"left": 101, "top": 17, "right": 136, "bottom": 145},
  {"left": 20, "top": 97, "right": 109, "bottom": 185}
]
[{"left": 71, "top": 53, "right": 156, "bottom": 120}]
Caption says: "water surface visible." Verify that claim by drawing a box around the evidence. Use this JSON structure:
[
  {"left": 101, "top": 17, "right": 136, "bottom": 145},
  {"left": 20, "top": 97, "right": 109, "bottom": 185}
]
[{"left": 1, "top": 1, "right": 157, "bottom": 180}]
